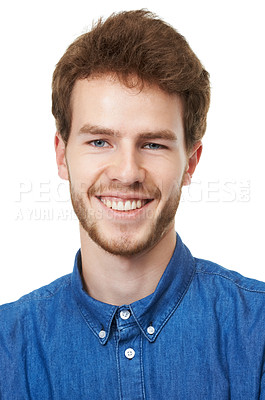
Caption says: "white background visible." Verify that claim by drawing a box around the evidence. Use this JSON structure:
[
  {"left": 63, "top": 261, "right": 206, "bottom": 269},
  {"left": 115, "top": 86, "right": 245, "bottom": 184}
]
[{"left": 0, "top": 0, "right": 264, "bottom": 304}]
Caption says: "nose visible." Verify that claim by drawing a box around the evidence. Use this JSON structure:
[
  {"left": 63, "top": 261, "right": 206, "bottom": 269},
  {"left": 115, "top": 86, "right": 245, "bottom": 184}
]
[{"left": 106, "top": 144, "right": 145, "bottom": 185}]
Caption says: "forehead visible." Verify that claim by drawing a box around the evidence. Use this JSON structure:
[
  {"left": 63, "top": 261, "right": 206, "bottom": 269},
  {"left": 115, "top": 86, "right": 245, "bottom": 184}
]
[{"left": 70, "top": 75, "right": 184, "bottom": 139}]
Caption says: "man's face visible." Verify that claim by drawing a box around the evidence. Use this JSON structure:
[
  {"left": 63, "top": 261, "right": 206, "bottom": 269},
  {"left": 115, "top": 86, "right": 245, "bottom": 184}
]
[{"left": 56, "top": 75, "right": 199, "bottom": 257}]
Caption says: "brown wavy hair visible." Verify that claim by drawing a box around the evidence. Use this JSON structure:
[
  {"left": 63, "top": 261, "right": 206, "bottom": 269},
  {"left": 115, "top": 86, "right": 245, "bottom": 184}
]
[{"left": 52, "top": 9, "right": 210, "bottom": 154}]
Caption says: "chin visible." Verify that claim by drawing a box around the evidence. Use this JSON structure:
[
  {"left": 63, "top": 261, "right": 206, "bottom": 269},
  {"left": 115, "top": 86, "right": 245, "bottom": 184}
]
[{"left": 86, "top": 223, "right": 155, "bottom": 257}]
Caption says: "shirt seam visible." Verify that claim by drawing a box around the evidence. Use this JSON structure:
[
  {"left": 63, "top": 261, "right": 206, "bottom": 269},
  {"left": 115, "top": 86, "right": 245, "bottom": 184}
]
[
  {"left": 0, "top": 278, "right": 72, "bottom": 312},
  {"left": 140, "top": 334, "right": 146, "bottom": 399},
  {"left": 115, "top": 328, "right": 122, "bottom": 400},
  {"left": 195, "top": 269, "right": 265, "bottom": 294}
]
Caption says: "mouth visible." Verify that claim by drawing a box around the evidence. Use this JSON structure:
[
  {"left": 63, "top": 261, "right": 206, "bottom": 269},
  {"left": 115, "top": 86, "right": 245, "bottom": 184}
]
[{"left": 96, "top": 196, "right": 154, "bottom": 212}]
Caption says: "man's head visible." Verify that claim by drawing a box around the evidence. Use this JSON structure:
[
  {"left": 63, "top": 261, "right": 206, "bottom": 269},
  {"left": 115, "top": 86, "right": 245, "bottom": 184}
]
[
  {"left": 53, "top": 10, "right": 210, "bottom": 257},
  {"left": 52, "top": 9, "right": 210, "bottom": 154}
]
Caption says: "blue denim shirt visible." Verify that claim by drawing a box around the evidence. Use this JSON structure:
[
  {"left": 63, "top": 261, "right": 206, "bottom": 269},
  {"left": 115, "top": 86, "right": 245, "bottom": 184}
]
[{"left": 1, "top": 233, "right": 265, "bottom": 399}]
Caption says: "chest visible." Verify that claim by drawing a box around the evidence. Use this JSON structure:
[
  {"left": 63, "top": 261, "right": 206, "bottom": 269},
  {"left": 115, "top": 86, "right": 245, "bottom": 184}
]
[{"left": 12, "top": 311, "right": 262, "bottom": 400}]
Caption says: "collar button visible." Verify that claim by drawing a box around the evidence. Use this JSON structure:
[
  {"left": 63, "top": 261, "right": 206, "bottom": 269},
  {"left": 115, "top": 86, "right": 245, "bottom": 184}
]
[
  {"left": 99, "top": 330, "right": 106, "bottom": 339},
  {"left": 120, "top": 309, "right": 131, "bottom": 320},
  {"left": 147, "top": 326, "right": 155, "bottom": 335}
]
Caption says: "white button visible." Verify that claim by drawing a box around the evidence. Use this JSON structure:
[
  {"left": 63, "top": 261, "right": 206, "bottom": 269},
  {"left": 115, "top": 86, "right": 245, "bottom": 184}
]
[
  {"left": 120, "top": 310, "right": 131, "bottom": 320},
  {"left": 99, "top": 330, "right": 106, "bottom": 339},
  {"left": 147, "top": 326, "right": 155, "bottom": 335},
  {"left": 125, "top": 348, "right": 135, "bottom": 359}
]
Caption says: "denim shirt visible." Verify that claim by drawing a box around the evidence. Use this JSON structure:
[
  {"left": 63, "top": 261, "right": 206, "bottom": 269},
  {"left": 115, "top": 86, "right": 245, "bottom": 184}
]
[{"left": 1, "top": 233, "right": 265, "bottom": 399}]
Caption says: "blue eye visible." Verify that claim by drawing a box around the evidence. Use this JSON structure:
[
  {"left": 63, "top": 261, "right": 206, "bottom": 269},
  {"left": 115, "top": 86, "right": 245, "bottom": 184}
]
[
  {"left": 144, "top": 143, "right": 164, "bottom": 150},
  {"left": 91, "top": 140, "right": 106, "bottom": 147}
]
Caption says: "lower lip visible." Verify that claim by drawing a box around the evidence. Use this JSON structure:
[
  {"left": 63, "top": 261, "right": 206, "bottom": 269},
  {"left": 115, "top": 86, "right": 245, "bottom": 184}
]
[{"left": 95, "top": 197, "right": 154, "bottom": 221}]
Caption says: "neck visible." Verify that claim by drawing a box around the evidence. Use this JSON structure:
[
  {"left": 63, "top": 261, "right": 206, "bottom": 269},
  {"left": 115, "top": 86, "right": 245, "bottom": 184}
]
[{"left": 80, "top": 226, "right": 177, "bottom": 306}]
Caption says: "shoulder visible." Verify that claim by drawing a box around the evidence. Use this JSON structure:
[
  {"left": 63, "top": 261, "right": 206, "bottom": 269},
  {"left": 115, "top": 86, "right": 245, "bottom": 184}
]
[
  {"left": 0, "top": 273, "right": 72, "bottom": 316},
  {"left": 194, "top": 257, "right": 265, "bottom": 295},
  {"left": 190, "top": 258, "right": 265, "bottom": 334}
]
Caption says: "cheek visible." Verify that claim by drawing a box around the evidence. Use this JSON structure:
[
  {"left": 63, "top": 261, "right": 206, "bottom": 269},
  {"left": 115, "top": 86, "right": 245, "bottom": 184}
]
[
  {"left": 154, "top": 162, "right": 185, "bottom": 199},
  {"left": 67, "top": 163, "right": 90, "bottom": 194},
  {"left": 163, "top": 177, "right": 183, "bottom": 200},
  {"left": 69, "top": 148, "right": 111, "bottom": 180},
  {"left": 66, "top": 150, "right": 92, "bottom": 180}
]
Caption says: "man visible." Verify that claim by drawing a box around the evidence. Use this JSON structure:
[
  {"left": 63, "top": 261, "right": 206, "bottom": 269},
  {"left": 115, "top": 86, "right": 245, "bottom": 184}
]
[{"left": 0, "top": 9, "right": 264, "bottom": 399}]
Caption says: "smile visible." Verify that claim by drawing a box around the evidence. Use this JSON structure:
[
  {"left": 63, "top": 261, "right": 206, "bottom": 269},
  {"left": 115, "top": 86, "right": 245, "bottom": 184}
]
[{"left": 97, "top": 197, "right": 153, "bottom": 212}]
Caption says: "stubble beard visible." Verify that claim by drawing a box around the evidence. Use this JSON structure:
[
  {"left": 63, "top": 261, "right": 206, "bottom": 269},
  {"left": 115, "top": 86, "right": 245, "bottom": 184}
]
[{"left": 69, "top": 177, "right": 184, "bottom": 257}]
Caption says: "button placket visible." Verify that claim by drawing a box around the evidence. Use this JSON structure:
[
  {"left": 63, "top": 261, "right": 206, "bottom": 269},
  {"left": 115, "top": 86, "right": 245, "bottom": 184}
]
[{"left": 116, "top": 321, "right": 144, "bottom": 398}]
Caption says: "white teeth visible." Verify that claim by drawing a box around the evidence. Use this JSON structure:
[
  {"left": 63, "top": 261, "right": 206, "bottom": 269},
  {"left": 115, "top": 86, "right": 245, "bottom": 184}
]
[
  {"left": 124, "top": 201, "right": 131, "bottom": 211},
  {"left": 117, "top": 201, "right": 123, "bottom": 210},
  {"left": 112, "top": 201, "right": 118, "bottom": 210},
  {"left": 100, "top": 198, "right": 149, "bottom": 211},
  {"left": 131, "top": 200, "right": 137, "bottom": 210}
]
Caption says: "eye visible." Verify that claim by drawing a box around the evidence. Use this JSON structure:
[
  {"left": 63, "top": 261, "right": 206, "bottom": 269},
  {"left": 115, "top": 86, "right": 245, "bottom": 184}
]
[
  {"left": 143, "top": 143, "right": 165, "bottom": 150},
  {"left": 89, "top": 139, "right": 108, "bottom": 148}
]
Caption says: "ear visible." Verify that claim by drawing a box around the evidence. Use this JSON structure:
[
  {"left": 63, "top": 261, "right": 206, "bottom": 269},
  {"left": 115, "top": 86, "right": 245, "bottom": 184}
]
[
  {"left": 183, "top": 141, "right": 203, "bottom": 186},
  {"left": 54, "top": 132, "right": 69, "bottom": 180}
]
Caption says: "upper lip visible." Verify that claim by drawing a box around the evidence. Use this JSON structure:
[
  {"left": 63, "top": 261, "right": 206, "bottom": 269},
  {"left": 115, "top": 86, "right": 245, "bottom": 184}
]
[{"left": 96, "top": 193, "right": 153, "bottom": 200}]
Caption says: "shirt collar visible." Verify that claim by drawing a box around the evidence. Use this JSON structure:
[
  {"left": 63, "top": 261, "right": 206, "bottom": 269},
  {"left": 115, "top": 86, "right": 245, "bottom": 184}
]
[{"left": 71, "top": 233, "right": 195, "bottom": 345}]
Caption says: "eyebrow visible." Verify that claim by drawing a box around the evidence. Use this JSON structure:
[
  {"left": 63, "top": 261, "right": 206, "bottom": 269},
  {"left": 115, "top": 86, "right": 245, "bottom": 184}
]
[{"left": 78, "top": 123, "right": 177, "bottom": 141}]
